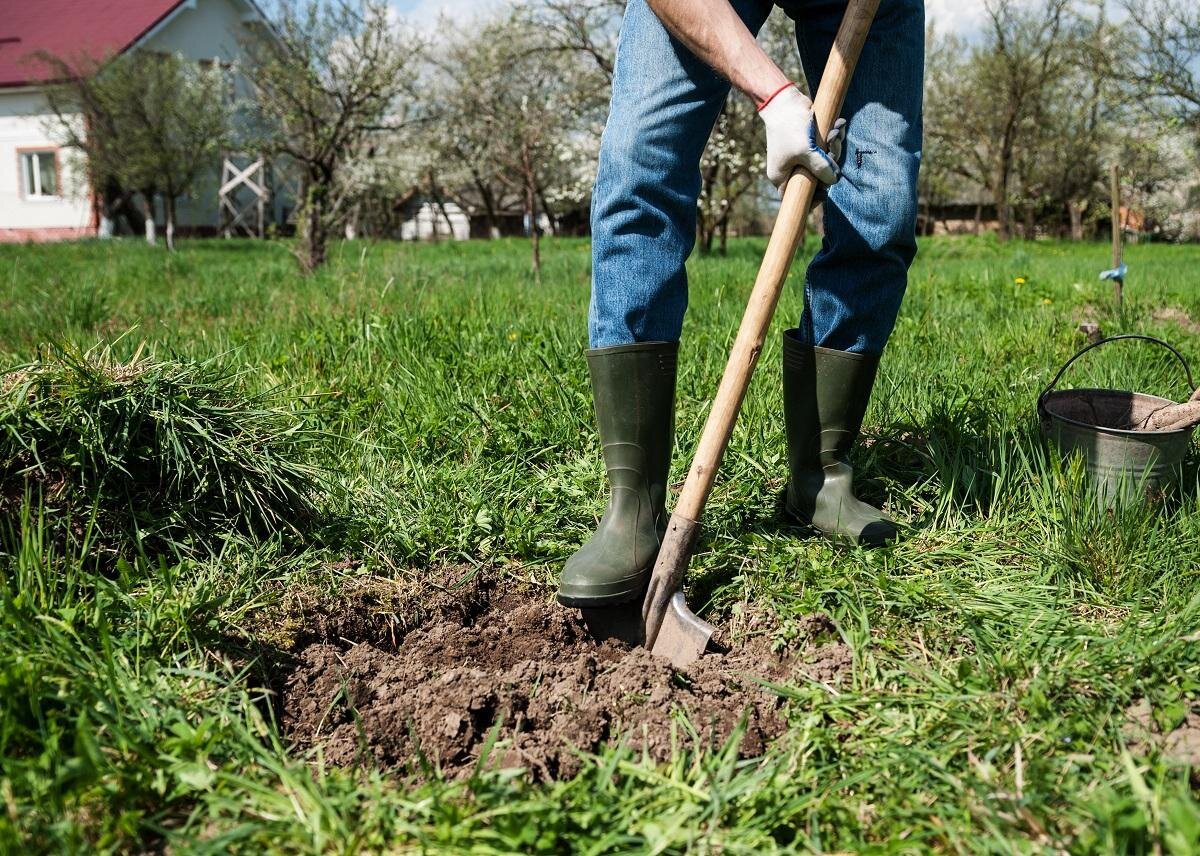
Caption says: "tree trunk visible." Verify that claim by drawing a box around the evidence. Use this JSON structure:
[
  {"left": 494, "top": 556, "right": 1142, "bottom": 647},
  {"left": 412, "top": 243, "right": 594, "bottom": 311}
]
[
  {"left": 1022, "top": 204, "right": 1036, "bottom": 240},
  {"left": 436, "top": 199, "right": 456, "bottom": 239},
  {"left": 718, "top": 217, "right": 729, "bottom": 256},
  {"left": 993, "top": 177, "right": 1010, "bottom": 241},
  {"left": 995, "top": 129, "right": 1015, "bottom": 241},
  {"left": 527, "top": 187, "right": 541, "bottom": 279},
  {"left": 1067, "top": 200, "right": 1084, "bottom": 241},
  {"left": 696, "top": 162, "right": 718, "bottom": 255},
  {"left": 141, "top": 191, "right": 157, "bottom": 245},
  {"left": 164, "top": 195, "right": 176, "bottom": 252},
  {"left": 297, "top": 180, "right": 329, "bottom": 274},
  {"left": 116, "top": 192, "right": 143, "bottom": 235},
  {"left": 96, "top": 183, "right": 124, "bottom": 239},
  {"left": 345, "top": 201, "right": 360, "bottom": 240},
  {"left": 471, "top": 170, "right": 501, "bottom": 239},
  {"left": 973, "top": 203, "right": 983, "bottom": 235},
  {"left": 536, "top": 183, "right": 556, "bottom": 236},
  {"left": 522, "top": 146, "right": 541, "bottom": 280}
]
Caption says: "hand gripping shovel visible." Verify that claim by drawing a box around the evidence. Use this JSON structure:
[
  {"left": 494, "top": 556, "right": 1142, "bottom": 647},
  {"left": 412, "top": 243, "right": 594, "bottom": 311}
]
[{"left": 590, "top": 0, "right": 882, "bottom": 668}]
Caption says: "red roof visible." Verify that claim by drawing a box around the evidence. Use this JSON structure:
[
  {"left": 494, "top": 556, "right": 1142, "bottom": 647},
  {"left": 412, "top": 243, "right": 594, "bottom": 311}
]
[{"left": 0, "top": 0, "right": 184, "bottom": 88}]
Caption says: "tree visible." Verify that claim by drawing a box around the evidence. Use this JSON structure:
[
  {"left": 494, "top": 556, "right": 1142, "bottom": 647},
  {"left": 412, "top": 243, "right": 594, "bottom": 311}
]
[
  {"left": 924, "top": 0, "right": 1085, "bottom": 240},
  {"left": 41, "top": 51, "right": 232, "bottom": 249},
  {"left": 921, "top": 26, "right": 981, "bottom": 234},
  {"left": 339, "top": 137, "right": 422, "bottom": 240},
  {"left": 243, "top": 0, "right": 420, "bottom": 273},
  {"left": 975, "top": 0, "right": 1073, "bottom": 239},
  {"left": 1010, "top": 2, "right": 1125, "bottom": 239},
  {"left": 427, "top": 15, "right": 594, "bottom": 275},
  {"left": 520, "top": 0, "right": 624, "bottom": 83},
  {"left": 1124, "top": 0, "right": 1200, "bottom": 132},
  {"left": 922, "top": 1, "right": 1197, "bottom": 241},
  {"left": 697, "top": 98, "right": 763, "bottom": 254},
  {"left": 697, "top": 8, "right": 801, "bottom": 254}
]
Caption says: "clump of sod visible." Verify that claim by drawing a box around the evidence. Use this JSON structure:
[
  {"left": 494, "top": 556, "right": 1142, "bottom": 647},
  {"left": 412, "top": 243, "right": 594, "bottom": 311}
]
[{"left": 0, "top": 343, "right": 323, "bottom": 553}]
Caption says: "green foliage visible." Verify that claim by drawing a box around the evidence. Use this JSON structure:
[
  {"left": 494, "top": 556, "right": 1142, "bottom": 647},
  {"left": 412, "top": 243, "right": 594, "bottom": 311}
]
[
  {"left": 0, "top": 344, "right": 322, "bottom": 554},
  {"left": 0, "top": 235, "right": 1198, "bottom": 852},
  {"left": 242, "top": 0, "right": 420, "bottom": 272},
  {"left": 40, "top": 50, "right": 232, "bottom": 246}
]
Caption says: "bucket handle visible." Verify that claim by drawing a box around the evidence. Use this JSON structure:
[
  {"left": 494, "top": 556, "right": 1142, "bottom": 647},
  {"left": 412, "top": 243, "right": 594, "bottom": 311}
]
[{"left": 1038, "top": 334, "right": 1196, "bottom": 416}]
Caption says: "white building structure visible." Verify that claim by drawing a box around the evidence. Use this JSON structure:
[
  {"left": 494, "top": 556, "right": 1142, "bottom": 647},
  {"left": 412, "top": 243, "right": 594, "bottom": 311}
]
[
  {"left": 399, "top": 201, "right": 472, "bottom": 242},
  {"left": 0, "top": 0, "right": 271, "bottom": 242}
]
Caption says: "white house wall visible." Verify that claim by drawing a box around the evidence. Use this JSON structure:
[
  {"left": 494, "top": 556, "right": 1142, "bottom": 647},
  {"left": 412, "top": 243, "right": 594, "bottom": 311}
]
[
  {"left": 399, "top": 203, "right": 471, "bottom": 241},
  {"left": 0, "top": 88, "right": 93, "bottom": 240},
  {"left": 144, "top": 0, "right": 248, "bottom": 62}
]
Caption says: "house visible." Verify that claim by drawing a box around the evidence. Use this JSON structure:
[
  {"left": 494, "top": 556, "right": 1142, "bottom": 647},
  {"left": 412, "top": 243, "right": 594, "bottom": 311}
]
[{"left": 0, "top": 0, "right": 272, "bottom": 242}]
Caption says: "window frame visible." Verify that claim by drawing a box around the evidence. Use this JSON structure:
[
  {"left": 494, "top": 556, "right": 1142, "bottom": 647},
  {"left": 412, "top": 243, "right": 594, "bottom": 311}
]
[{"left": 17, "top": 147, "right": 62, "bottom": 200}]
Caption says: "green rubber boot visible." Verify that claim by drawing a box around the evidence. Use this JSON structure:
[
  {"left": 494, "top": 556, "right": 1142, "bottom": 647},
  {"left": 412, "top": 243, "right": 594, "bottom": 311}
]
[
  {"left": 557, "top": 342, "right": 677, "bottom": 607},
  {"left": 782, "top": 329, "right": 897, "bottom": 547}
]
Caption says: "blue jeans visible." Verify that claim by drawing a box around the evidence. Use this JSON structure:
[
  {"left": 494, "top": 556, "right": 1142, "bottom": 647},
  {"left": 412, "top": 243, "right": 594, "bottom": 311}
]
[{"left": 589, "top": 0, "right": 924, "bottom": 355}]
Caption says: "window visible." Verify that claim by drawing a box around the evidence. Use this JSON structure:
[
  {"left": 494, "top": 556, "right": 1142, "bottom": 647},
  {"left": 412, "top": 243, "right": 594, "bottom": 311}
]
[{"left": 20, "top": 150, "right": 58, "bottom": 198}]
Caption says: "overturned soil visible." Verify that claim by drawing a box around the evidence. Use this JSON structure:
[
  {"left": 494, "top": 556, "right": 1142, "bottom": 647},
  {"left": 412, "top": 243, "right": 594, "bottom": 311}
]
[{"left": 281, "top": 568, "right": 851, "bottom": 781}]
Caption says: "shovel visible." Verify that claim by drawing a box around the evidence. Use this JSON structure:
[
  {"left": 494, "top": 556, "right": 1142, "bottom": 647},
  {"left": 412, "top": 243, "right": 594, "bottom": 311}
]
[{"left": 584, "top": 0, "right": 882, "bottom": 667}]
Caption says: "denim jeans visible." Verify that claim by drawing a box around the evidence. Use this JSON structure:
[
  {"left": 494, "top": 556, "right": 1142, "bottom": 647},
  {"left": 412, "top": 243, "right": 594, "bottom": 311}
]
[{"left": 588, "top": 0, "right": 924, "bottom": 355}]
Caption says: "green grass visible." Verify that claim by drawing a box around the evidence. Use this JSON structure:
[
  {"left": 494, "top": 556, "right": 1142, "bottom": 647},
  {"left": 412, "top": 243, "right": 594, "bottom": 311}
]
[{"left": 1, "top": 234, "right": 1199, "bottom": 852}]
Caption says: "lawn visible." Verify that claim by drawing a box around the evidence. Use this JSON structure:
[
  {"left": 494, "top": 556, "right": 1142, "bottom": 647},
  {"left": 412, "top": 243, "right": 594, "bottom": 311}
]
[{"left": 1, "top": 234, "right": 1198, "bottom": 853}]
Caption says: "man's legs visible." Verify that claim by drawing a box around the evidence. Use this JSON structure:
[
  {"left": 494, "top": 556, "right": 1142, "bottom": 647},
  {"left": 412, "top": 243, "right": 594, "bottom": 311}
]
[
  {"left": 588, "top": 0, "right": 773, "bottom": 348},
  {"left": 780, "top": 0, "right": 924, "bottom": 546},
  {"left": 561, "top": 0, "right": 772, "bottom": 606},
  {"left": 792, "top": 0, "right": 924, "bottom": 354}
]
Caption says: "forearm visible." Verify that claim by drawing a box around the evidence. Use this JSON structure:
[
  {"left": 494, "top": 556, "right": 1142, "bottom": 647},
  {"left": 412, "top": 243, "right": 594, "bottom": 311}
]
[{"left": 645, "top": 0, "right": 788, "bottom": 104}]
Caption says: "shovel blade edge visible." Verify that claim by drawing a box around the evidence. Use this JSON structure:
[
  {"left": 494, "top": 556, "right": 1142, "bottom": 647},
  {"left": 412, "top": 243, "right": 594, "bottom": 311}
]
[{"left": 649, "top": 592, "right": 715, "bottom": 668}]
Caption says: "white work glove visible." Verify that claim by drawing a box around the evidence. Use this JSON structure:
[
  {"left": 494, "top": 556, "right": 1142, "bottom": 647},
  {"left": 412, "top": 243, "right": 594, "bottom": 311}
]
[{"left": 757, "top": 83, "right": 846, "bottom": 190}]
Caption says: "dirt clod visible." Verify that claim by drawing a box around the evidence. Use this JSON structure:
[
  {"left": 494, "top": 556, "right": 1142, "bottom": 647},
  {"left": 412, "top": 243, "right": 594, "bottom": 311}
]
[
  {"left": 1123, "top": 699, "right": 1200, "bottom": 767},
  {"left": 1153, "top": 306, "right": 1200, "bottom": 336},
  {"left": 281, "top": 570, "right": 850, "bottom": 780}
]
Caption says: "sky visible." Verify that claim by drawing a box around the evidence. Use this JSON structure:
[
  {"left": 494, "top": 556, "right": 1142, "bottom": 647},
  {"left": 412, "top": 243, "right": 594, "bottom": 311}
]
[
  {"left": 924, "top": 0, "right": 989, "bottom": 34},
  {"left": 391, "top": 0, "right": 992, "bottom": 35}
]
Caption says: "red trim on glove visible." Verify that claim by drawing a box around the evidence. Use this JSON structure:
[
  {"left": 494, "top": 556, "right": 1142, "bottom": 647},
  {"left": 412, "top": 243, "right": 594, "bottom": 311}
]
[{"left": 756, "top": 82, "right": 795, "bottom": 112}]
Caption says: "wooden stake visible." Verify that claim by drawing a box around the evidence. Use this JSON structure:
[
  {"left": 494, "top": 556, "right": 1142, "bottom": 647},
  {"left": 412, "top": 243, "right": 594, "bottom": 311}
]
[{"left": 1111, "top": 163, "right": 1123, "bottom": 308}]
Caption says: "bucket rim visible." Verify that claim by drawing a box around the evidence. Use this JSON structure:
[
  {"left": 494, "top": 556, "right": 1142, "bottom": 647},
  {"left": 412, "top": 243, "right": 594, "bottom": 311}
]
[{"left": 1038, "top": 386, "right": 1196, "bottom": 438}]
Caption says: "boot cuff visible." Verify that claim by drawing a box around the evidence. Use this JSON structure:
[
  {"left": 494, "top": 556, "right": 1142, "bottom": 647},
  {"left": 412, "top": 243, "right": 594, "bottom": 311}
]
[
  {"left": 586, "top": 341, "right": 679, "bottom": 358},
  {"left": 586, "top": 340, "right": 678, "bottom": 378},
  {"left": 782, "top": 329, "right": 876, "bottom": 371}
]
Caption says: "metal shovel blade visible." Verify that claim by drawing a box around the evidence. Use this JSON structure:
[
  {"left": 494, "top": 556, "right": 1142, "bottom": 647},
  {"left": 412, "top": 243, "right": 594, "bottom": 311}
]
[
  {"left": 649, "top": 591, "right": 715, "bottom": 668},
  {"left": 579, "top": 591, "right": 715, "bottom": 668}
]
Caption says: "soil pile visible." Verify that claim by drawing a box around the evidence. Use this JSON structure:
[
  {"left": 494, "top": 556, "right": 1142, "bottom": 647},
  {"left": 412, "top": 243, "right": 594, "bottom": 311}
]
[{"left": 281, "top": 571, "right": 851, "bottom": 781}]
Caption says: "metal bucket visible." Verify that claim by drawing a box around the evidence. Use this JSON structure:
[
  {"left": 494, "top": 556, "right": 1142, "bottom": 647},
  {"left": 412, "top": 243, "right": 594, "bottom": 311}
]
[{"left": 1038, "top": 335, "right": 1197, "bottom": 507}]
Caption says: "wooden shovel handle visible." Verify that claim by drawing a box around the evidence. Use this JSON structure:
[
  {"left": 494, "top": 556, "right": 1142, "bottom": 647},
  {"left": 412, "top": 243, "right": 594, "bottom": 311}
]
[{"left": 673, "top": 0, "right": 881, "bottom": 521}]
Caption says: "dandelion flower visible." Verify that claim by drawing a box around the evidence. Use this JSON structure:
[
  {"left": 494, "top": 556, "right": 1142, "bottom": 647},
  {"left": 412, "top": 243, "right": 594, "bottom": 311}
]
[
  {"left": 1015, "top": 277, "right": 1027, "bottom": 285},
  {"left": 508, "top": 331, "right": 520, "bottom": 341},
  {"left": 1042, "top": 298, "right": 1053, "bottom": 305}
]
